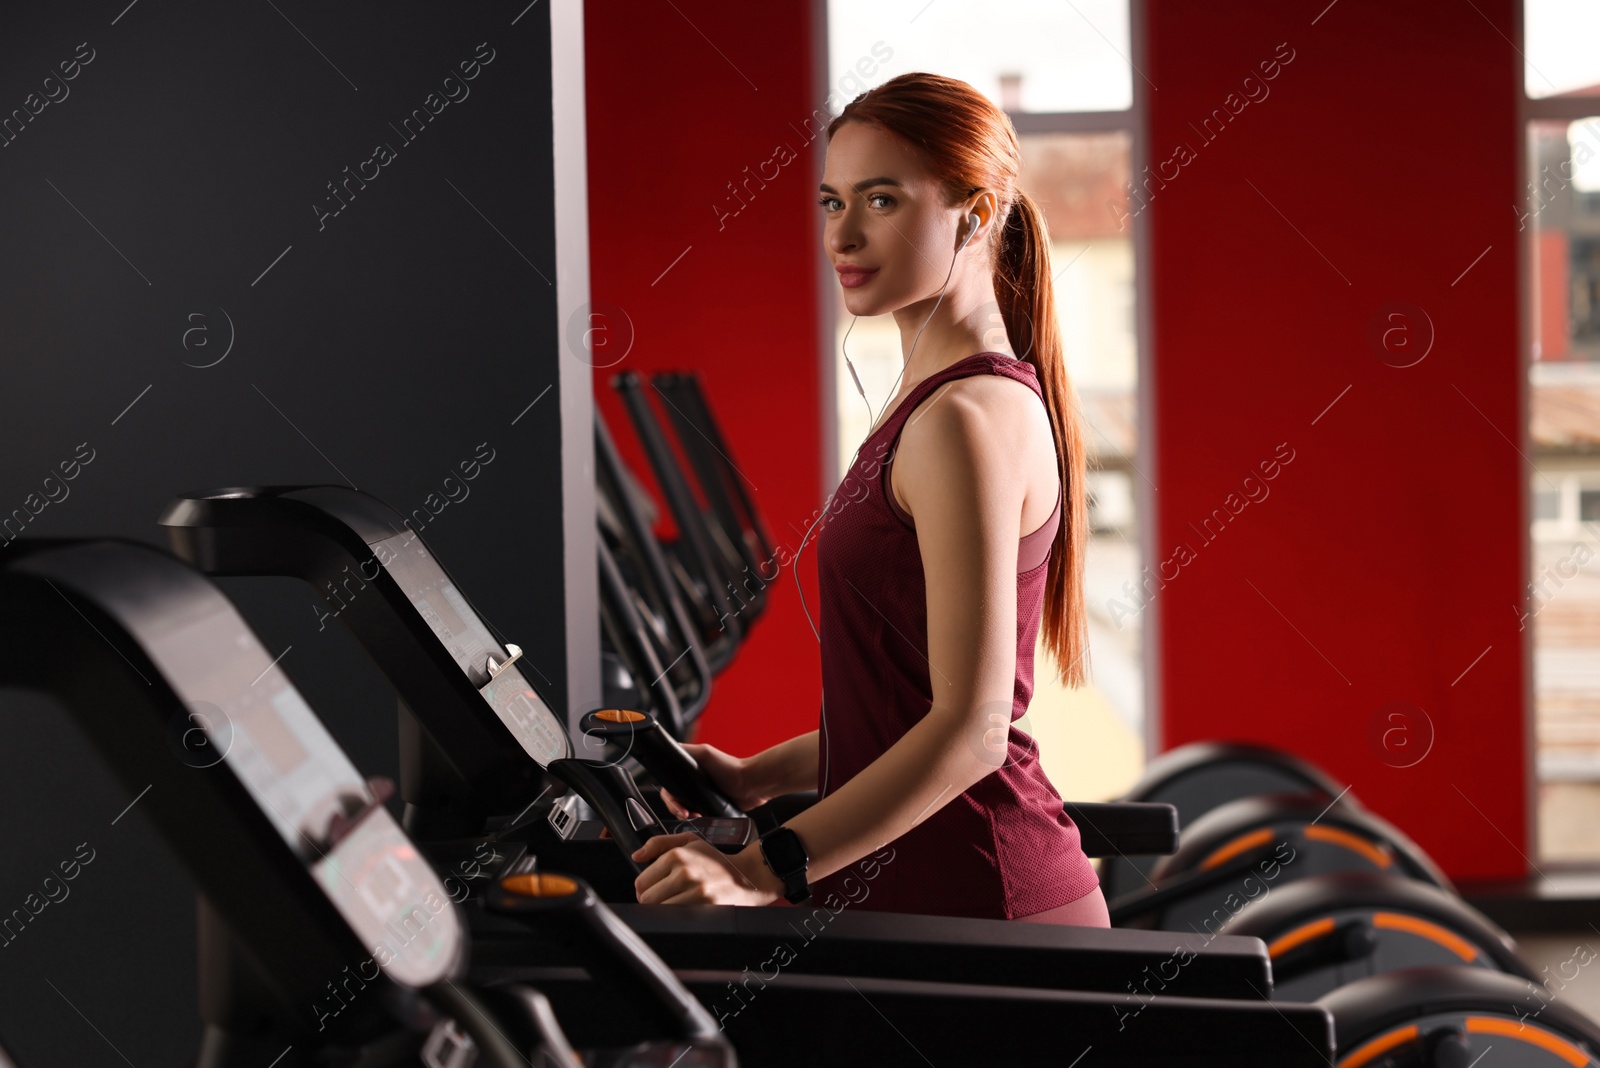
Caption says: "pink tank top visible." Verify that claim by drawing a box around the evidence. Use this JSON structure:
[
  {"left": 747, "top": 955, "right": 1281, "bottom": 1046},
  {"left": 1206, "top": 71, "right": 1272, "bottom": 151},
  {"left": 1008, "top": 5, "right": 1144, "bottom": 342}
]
[{"left": 811, "top": 352, "right": 1100, "bottom": 919}]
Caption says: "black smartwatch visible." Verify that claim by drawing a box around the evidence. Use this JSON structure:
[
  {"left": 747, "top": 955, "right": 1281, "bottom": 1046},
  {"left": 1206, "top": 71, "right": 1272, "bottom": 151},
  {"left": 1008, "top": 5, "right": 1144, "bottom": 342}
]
[{"left": 758, "top": 827, "right": 811, "bottom": 904}]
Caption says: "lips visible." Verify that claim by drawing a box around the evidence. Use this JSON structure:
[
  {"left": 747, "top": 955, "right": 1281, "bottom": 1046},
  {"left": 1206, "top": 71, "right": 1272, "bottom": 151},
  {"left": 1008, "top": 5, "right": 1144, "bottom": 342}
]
[{"left": 836, "top": 265, "right": 878, "bottom": 288}]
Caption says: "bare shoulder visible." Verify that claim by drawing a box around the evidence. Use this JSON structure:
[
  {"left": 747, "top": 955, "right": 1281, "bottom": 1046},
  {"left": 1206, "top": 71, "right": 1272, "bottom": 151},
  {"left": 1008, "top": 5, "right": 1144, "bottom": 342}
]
[
  {"left": 900, "top": 373, "right": 1049, "bottom": 460},
  {"left": 894, "top": 372, "right": 1055, "bottom": 525}
]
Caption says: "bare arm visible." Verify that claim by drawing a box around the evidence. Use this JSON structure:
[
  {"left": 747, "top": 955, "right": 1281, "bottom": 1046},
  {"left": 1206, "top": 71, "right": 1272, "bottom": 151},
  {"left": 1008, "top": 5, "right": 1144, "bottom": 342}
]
[
  {"left": 662, "top": 730, "right": 819, "bottom": 815},
  {"left": 725, "top": 381, "right": 1029, "bottom": 890},
  {"left": 740, "top": 729, "right": 820, "bottom": 801}
]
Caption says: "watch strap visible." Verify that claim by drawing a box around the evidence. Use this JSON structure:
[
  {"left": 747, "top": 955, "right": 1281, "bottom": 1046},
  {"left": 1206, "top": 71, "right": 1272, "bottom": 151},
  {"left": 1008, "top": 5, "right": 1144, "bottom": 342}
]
[{"left": 759, "top": 827, "right": 810, "bottom": 904}]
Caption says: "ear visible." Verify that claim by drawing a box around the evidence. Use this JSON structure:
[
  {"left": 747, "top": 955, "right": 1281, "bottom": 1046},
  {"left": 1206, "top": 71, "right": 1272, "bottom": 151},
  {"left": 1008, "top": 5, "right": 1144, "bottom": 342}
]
[{"left": 963, "top": 188, "right": 1001, "bottom": 245}]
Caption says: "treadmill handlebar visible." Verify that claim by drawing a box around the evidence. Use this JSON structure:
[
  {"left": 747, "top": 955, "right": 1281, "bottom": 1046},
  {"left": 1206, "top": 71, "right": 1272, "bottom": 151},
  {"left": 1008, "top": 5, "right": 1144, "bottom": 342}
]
[
  {"left": 571, "top": 709, "right": 1178, "bottom": 854},
  {"left": 421, "top": 980, "right": 575, "bottom": 1068},
  {"left": 486, "top": 873, "right": 732, "bottom": 1058},
  {"left": 578, "top": 708, "right": 741, "bottom": 820},
  {"left": 546, "top": 758, "right": 666, "bottom": 873},
  {"left": 1063, "top": 801, "right": 1180, "bottom": 859}
]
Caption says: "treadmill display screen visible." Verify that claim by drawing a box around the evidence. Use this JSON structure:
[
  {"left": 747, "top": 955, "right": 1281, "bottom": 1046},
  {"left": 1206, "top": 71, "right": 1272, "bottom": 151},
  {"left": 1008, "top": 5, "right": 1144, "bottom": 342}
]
[
  {"left": 314, "top": 809, "right": 463, "bottom": 987},
  {"left": 149, "top": 605, "right": 365, "bottom": 853},
  {"left": 373, "top": 532, "right": 570, "bottom": 766},
  {"left": 144, "top": 599, "right": 462, "bottom": 987}
]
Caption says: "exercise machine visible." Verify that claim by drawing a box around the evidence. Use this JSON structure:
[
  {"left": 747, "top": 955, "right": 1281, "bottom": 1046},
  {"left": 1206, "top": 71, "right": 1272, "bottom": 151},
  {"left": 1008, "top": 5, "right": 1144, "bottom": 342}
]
[
  {"left": 597, "top": 410, "right": 714, "bottom": 733},
  {"left": 3, "top": 537, "right": 1346, "bottom": 1066},
  {"left": 1100, "top": 741, "right": 1350, "bottom": 900},
  {"left": 647, "top": 370, "right": 778, "bottom": 630},
  {"left": 159, "top": 486, "right": 1312, "bottom": 1002},
  {"left": 0, "top": 538, "right": 731, "bottom": 1067}
]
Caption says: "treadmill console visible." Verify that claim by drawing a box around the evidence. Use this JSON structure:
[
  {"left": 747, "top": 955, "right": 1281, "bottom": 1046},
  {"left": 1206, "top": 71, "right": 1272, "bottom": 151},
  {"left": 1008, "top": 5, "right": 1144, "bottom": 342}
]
[
  {"left": 142, "top": 584, "right": 465, "bottom": 988},
  {"left": 374, "top": 531, "right": 572, "bottom": 766},
  {"left": 547, "top": 793, "right": 751, "bottom": 854}
]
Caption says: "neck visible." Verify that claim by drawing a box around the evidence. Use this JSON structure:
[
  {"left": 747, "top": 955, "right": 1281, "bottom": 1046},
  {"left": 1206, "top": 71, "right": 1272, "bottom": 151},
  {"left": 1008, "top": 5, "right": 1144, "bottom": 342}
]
[{"left": 890, "top": 276, "right": 1015, "bottom": 387}]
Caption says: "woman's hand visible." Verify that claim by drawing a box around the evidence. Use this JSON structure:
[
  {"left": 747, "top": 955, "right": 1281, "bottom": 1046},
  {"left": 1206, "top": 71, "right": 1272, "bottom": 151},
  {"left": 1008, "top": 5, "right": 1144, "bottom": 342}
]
[
  {"left": 632, "top": 833, "right": 782, "bottom": 906},
  {"left": 658, "top": 743, "right": 775, "bottom": 818}
]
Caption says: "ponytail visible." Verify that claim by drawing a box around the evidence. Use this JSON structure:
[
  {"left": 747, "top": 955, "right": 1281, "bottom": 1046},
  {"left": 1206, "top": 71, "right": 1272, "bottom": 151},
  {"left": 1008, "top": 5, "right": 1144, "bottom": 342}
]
[{"left": 996, "top": 191, "right": 1092, "bottom": 688}]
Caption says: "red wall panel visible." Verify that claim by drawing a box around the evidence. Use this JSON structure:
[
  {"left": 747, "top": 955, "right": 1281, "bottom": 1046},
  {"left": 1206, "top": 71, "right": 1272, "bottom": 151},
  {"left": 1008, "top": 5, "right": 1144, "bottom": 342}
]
[
  {"left": 585, "top": 2, "right": 824, "bottom": 757},
  {"left": 1143, "top": 0, "right": 1528, "bottom": 879}
]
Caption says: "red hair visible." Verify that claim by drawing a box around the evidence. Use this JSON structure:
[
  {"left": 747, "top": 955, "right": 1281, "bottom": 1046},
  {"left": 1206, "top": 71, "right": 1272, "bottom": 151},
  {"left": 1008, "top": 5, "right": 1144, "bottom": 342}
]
[{"left": 828, "top": 72, "right": 1093, "bottom": 688}]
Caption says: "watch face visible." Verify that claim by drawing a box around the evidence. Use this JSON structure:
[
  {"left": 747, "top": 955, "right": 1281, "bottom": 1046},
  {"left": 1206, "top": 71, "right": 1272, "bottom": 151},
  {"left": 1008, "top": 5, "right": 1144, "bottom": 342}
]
[{"left": 763, "top": 829, "right": 807, "bottom": 873}]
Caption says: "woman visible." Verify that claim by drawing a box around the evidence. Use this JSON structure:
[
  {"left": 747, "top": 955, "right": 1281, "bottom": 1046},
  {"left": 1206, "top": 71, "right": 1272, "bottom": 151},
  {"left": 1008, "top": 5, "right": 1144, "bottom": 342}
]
[{"left": 631, "top": 72, "right": 1107, "bottom": 927}]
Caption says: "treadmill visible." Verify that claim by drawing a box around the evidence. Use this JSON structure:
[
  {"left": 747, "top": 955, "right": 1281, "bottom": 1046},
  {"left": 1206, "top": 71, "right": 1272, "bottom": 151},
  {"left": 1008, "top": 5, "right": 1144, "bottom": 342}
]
[
  {"left": 157, "top": 485, "right": 1295, "bottom": 1001},
  {"left": 597, "top": 410, "right": 714, "bottom": 735},
  {"left": 610, "top": 373, "right": 750, "bottom": 674},
  {"left": 163, "top": 482, "right": 1564, "bottom": 1065},
  {"left": 647, "top": 370, "right": 777, "bottom": 631},
  {"left": 1, "top": 537, "right": 1340, "bottom": 1067},
  {"left": 0, "top": 538, "right": 731, "bottom": 1067}
]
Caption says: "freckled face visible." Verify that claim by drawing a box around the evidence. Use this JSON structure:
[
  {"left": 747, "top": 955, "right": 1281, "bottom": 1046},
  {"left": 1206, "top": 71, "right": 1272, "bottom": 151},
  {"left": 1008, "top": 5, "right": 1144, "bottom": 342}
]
[{"left": 820, "top": 121, "right": 963, "bottom": 318}]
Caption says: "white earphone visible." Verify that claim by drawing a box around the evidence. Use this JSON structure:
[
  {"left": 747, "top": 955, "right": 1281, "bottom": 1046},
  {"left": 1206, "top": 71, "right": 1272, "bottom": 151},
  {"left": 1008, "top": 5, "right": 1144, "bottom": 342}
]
[
  {"left": 960, "top": 211, "right": 981, "bottom": 249},
  {"left": 799, "top": 201, "right": 984, "bottom": 798}
]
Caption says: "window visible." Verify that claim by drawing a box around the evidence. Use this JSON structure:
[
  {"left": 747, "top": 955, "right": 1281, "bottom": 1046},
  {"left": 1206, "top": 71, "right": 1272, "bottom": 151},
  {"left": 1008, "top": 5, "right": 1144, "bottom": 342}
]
[
  {"left": 827, "top": 1, "right": 1144, "bottom": 801},
  {"left": 1535, "top": 485, "right": 1562, "bottom": 521},
  {"left": 1581, "top": 489, "right": 1600, "bottom": 523},
  {"left": 1528, "top": 118, "right": 1600, "bottom": 364},
  {"left": 1524, "top": 2, "right": 1600, "bottom": 863},
  {"left": 827, "top": 0, "right": 1132, "bottom": 114},
  {"left": 1524, "top": 0, "right": 1600, "bottom": 99}
]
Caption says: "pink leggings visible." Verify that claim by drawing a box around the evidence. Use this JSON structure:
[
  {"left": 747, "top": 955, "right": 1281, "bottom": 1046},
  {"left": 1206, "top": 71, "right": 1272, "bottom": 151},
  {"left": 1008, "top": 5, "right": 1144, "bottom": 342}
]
[{"left": 1014, "top": 884, "right": 1111, "bottom": 927}]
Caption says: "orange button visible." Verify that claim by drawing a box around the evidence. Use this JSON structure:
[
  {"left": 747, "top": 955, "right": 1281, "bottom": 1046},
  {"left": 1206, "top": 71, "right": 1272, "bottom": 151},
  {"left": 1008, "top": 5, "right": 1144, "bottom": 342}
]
[
  {"left": 501, "top": 873, "right": 580, "bottom": 898},
  {"left": 594, "top": 709, "right": 647, "bottom": 723}
]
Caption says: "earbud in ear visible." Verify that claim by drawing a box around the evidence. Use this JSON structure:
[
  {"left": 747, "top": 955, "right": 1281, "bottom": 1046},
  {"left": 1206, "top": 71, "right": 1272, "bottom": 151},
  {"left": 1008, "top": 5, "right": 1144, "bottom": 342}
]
[
  {"left": 967, "top": 212, "right": 981, "bottom": 234},
  {"left": 959, "top": 212, "right": 982, "bottom": 250}
]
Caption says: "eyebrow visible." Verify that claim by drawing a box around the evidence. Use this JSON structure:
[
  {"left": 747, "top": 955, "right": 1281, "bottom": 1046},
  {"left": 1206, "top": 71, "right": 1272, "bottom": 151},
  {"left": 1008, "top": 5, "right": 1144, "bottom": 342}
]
[{"left": 817, "top": 177, "right": 902, "bottom": 194}]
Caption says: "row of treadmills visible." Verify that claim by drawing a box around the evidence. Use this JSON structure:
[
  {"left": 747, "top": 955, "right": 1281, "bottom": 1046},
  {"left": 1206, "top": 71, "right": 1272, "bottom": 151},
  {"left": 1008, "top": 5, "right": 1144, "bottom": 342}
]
[{"left": 0, "top": 368, "right": 1595, "bottom": 1065}]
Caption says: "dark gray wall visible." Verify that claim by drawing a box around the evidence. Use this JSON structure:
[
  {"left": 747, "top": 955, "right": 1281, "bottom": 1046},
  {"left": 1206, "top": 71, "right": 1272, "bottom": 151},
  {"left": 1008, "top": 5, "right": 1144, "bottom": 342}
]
[{"left": 0, "top": 2, "right": 592, "bottom": 1062}]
